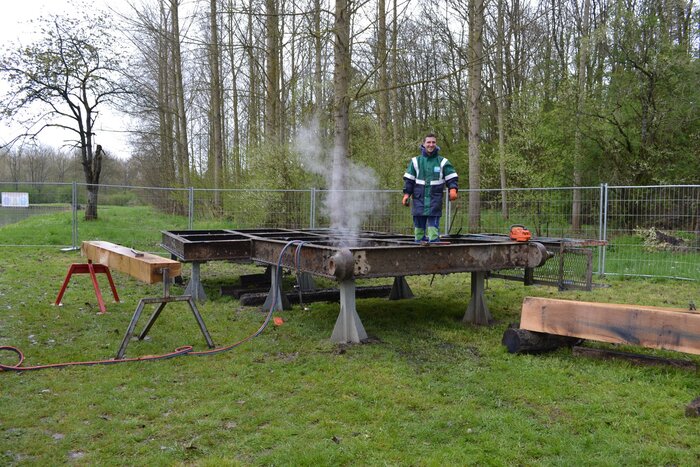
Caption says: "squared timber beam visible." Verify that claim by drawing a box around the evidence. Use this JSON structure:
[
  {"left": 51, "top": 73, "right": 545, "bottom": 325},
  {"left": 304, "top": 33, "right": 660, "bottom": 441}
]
[
  {"left": 520, "top": 297, "right": 700, "bottom": 356},
  {"left": 81, "top": 241, "right": 182, "bottom": 284}
]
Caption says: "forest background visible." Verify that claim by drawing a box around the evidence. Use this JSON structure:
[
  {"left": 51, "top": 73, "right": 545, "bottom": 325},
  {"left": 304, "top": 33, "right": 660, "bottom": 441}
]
[{"left": 0, "top": 0, "right": 698, "bottom": 222}]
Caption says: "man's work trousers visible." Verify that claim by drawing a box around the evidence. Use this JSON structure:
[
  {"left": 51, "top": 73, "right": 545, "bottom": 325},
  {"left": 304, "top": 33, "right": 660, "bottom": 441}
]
[{"left": 413, "top": 216, "right": 441, "bottom": 242}]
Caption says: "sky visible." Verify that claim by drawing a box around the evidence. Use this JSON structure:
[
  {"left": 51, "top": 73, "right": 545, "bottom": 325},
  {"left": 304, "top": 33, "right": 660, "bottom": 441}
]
[{"left": 0, "top": 0, "right": 133, "bottom": 159}]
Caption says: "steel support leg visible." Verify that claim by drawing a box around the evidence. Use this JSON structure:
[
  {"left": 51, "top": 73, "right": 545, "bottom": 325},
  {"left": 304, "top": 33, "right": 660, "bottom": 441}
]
[
  {"left": 463, "top": 271, "right": 493, "bottom": 325},
  {"left": 296, "top": 272, "right": 316, "bottom": 291},
  {"left": 389, "top": 276, "right": 414, "bottom": 300},
  {"left": 137, "top": 301, "right": 168, "bottom": 340},
  {"left": 263, "top": 265, "right": 290, "bottom": 311},
  {"left": 186, "top": 298, "right": 215, "bottom": 348},
  {"left": 117, "top": 295, "right": 215, "bottom": 359},
  {"left": 331, "top": 279, "right": 368, "bottom": 343},
  {"left": 184, "top": 261, "right": 207, "bottom": 302},
  {"left": 116, "top": 299, "right": 147, "bottom": 359}
]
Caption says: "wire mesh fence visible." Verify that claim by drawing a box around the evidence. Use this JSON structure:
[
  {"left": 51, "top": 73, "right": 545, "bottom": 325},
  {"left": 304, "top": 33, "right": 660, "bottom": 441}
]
[
  {"left": 0, "top": 182, "right": 697, "bottom": 280},
  {"left": 603, "top": 185, "right": 699, "bottom": 280}
]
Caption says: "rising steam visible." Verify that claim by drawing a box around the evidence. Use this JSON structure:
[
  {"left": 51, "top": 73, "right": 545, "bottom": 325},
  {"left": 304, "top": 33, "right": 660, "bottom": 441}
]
[{"left": 294, "top": 118, "right": 387, "bottom": 243}]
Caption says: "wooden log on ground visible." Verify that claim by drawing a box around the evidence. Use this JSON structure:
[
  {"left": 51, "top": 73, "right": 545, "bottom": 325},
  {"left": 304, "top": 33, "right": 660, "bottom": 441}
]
[
  {"left": 239, "top": 272, "right": 271, "bottom": 287},
  {"left": 81, "top": 241, "right": 181, "bottom": 284},
  {"left": 571, "top": 346, "right": 697, "bottom": 371},
  {"left": 240, "top": 285, "right": 392, "bottom": 306},
  {"left": 502, "top": 327, "right": 580, "bottom": 354},
  {"left": 220, "top": 285, "right": 269, "bottom": 298},
  {"left": 520, "top": 297, "right": 700, "bottom": 356}
]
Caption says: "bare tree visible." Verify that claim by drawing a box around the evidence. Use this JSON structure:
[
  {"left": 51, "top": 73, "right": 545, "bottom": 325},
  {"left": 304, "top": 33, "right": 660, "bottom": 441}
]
[
  {"left": 26, "top": 145, "right": 52, "bottom": 186},
  {"left": 0, "top": 11, "right": 127, "bottom": 219}
]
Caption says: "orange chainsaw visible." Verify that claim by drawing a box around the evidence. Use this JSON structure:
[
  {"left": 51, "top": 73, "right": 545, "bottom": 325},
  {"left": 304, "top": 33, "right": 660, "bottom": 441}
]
[{"left": 509, "top": 224, "right": 532, "bottom": 242}]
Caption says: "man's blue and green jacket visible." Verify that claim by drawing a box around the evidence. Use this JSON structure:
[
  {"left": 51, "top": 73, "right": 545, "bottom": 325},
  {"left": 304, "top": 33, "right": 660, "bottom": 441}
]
[{"left": 402, "top": 145, "right": 459, "bottom": 217}]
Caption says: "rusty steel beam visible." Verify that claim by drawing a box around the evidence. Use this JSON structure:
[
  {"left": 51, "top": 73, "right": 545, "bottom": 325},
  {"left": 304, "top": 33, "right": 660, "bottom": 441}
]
[
  {"left": 162, "top": 229, "right": 551, "bottom": 280},
  {"left": 343, "top": 242, "right": 548, "bottom": 278},
  {"left": 248, "top": 237, "right": 548, "bottom": 280},
  {"left": 161, "top": 230, "right": 252, "bottom": 261}
]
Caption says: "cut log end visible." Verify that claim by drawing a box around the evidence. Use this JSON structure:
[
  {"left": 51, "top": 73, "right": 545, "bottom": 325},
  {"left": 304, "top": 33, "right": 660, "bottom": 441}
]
[{"left": 502, "top": 327, "right": 580, "bottom": 354}]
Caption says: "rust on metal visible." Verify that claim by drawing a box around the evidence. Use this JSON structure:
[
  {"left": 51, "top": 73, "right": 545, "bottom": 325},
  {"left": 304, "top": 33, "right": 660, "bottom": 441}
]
[{"left": 161, "top": 228, "right": 551, "bottom": 280}]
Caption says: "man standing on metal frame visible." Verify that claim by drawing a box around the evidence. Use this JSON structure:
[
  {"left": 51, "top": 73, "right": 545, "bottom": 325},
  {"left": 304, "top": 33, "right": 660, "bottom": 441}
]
[{"left": 402, "top": 133, "right": 459, "bottom": 243}]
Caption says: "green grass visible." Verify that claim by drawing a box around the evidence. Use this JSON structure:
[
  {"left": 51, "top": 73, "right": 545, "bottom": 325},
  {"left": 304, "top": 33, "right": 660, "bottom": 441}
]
[
  {"left": 0, "top": 205, "right": 189, "bottom": 250},
  {"left": 2, "top": 204, "right": 698, "bottom": 282},
  {"left": 1, "top": 219, "right": 700, "bottom": 464},
  {"left": 600, "top": 235, "right": 700, "bottom": 280}
]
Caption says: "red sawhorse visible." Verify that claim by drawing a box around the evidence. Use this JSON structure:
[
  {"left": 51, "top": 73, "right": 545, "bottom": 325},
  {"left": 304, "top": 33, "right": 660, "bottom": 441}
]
[{"left": 55, "top": 260, "right": 120, "bottom": 313}]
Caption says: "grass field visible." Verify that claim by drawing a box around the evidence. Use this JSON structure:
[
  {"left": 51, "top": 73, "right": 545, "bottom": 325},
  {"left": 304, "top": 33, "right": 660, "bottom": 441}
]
[{"left": 1, "top": 211, "right": 699, "bottom": 464}]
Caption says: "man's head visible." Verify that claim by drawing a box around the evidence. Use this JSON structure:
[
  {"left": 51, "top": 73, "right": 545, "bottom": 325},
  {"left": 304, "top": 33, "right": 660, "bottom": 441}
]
[{"left": 423, "top": 133, "right": 437, "bottom": 154}]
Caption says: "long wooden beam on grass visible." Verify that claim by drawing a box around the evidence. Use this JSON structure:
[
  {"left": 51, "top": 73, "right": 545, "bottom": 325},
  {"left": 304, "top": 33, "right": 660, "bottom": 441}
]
[{"left": 520, "top": 297, "right": 700, "bottom": 356}]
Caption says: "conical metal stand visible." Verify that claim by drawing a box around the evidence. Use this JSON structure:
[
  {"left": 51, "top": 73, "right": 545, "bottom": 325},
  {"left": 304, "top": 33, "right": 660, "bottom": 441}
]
[{"left": 116, "top": 269, "right": 214, "bottom": 359}]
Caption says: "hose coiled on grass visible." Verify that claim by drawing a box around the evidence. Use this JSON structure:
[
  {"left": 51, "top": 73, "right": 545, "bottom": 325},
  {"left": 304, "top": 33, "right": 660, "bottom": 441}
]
[{"left": 0, "top": 240, "right": 306, "bottom": 372}]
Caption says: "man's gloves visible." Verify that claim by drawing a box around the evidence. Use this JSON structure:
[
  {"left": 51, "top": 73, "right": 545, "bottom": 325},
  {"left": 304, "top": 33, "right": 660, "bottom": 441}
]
[
  {"left": 449, "top": 188, "right": 458, "bottom": 201},
  {"left": 402, "top": 194, "right": 410, "bottom": 206}
]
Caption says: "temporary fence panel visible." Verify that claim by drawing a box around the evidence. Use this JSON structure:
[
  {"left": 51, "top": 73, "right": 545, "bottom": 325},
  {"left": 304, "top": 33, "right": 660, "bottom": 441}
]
[
  {"left": 0, "top": 182, "right": 697, "bottom": 281},
  {"left": 0, "top": 182, "right": 73, "bottom": 246},
  {"left": 75, "top": 184, "right": 190, "bottom": 252},
  {"left": 191, "top": 188, "right": 313, "bottom": 230},
  {"left": 604, "top": 185, "right": 699, "bottom": 280},
  {"left": 313, "top": 189, "right": 411, "bottom": 235},
  {"left": 445, "top": 186, "right": 602, "bottom": 240}
]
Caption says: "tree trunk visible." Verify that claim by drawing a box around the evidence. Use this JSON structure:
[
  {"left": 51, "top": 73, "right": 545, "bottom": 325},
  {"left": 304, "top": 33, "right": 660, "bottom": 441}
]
[
  {"left": 227, "top": 0, "right": 242, "bottom": 184},
  {"left": 210, "top": 0, "right": 224, "bottom": 212},
  {"left": 158, "top": 0, "right": 175, "bottom": 187},
  {"left": 83, "top": 145, "right": 103, "bottom": 220},
  {"left": 333, "top": 0, "right": 351, "bottom": 160},
  {"left": 331, "top": 0, "right": 351, "bottom": 230},
  {"left": 468, "top": 0, "right": 484, "bottom": 232},
  {"left": 247, "top": 0, "right": 259, "bottom": 146},
  {"left": 313, "top": 0, "right": 323, "bottom": 115},
  {"left": 376, "top": 0, "right": 389, "bottom": 146},
  {"left": 496, "top": 0, "right": 508, "bottom": 219},
  {"left": 171, "top": 0, "right": 190, "bottom": 187},
  {"left": 390, "top": 0, "right": 400, "bottom": 151},
  {"left": 572, "top": 0, "right": 591, "bottom": 232},
  {"left": 265, "top": 0, "right": 281, "bottom": 143}
]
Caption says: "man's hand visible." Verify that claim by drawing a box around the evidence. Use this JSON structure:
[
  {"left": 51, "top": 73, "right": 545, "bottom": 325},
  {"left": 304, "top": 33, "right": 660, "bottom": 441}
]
[
  {"left": 449, "top": 188, "right": 458, "bottom": 201},
  {"left": 402, "top": 194, "right": 410, "bottom": 206}
]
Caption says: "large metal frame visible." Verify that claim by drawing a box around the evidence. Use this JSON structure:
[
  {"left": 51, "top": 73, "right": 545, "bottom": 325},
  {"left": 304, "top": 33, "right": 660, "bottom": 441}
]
[{"left": 161, "top": 228, "right": 552, "bottom": 343}]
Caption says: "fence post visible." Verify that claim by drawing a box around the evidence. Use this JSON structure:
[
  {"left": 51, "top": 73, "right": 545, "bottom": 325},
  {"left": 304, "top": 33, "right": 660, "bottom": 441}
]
[
  {"left": 598, "top": 183, "right": 608, "bottom": 277},
  {"left": 188, "top": 187, "right": 194, "bottom": 230},
  {"left": 310, "top": 188, "right": 316, "bottom": 229}
]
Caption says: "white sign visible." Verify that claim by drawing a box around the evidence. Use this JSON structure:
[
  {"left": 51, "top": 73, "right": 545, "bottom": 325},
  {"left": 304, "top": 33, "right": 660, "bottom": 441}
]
[{"left": 1, "top": 192, "right": 29, "bottom": 207}]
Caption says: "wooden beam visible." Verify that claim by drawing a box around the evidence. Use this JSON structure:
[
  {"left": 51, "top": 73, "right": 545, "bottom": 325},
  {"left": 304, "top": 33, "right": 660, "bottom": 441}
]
[
  {"left": 520, "top": 297, "right": 700, "bottom": 356},
  {"left": 81, "top": 241, "right": 182, "bottom": 284}
]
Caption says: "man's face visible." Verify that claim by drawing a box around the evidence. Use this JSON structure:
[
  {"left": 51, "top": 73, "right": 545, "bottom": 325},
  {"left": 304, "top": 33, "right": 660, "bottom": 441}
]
[{"left": 424, "top": 137, "right": 437, "bottom": 154}]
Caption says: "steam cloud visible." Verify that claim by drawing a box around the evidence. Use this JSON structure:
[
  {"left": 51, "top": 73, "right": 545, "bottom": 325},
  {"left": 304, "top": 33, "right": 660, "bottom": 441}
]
[{"left": 294, "top": 118, "right": 387, "bottom": 243}]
